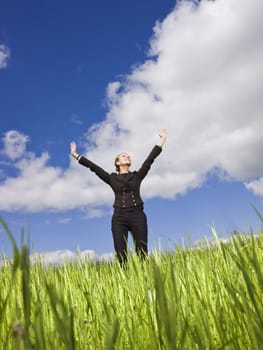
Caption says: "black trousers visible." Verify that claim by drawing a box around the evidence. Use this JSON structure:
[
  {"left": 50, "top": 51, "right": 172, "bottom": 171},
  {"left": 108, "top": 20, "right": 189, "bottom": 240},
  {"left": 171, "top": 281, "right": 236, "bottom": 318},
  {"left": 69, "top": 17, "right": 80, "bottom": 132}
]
[{"left": 111, "top": 206, "right": 148, "bottom": 265}]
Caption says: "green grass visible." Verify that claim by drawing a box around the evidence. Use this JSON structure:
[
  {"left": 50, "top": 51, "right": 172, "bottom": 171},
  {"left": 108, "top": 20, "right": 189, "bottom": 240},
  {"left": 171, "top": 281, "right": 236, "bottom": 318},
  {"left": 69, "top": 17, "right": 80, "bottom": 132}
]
[{"left": 1, "top": 216, "right": 263, "bottom": 349}]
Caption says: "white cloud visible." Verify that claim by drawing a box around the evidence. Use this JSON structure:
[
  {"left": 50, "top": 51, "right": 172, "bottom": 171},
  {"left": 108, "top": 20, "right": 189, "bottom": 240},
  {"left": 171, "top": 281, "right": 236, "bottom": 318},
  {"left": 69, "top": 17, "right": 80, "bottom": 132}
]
[
  {"left": 85, "top": 207, "right": 111, "bottom": 218},
  {"left": 71, "top": 113, "right": 83, "bottom": 125},
  {"left": 57, "top": 217, "right": 72, "bottom": 224},
  {"left": 245, "top": 178, "right": 263, "bottom": 199},
  {"left": 0, "top": 44, "right": 10, "bottom": 69},
  {"left": 2, "top": 130, "right": 30, "bottom": 160},
  {"left": 29, "top": 249, "right": 114, "bottom": 265},
  {"left": 0, "top": 133, "right": 113, "bottom": 211},
  {"left": 0, "top": 0, "right": 263, "bottom": 212},
  {"left": 81, "top": 0, "right": 263, "bottom": 197}
]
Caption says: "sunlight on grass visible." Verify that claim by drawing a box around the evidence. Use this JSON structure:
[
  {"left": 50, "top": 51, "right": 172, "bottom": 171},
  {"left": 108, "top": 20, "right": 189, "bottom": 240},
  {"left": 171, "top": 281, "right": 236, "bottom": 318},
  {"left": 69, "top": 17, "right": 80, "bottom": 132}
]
[{"left": 0, "top": 215, "right": 263, "bottom": 349}]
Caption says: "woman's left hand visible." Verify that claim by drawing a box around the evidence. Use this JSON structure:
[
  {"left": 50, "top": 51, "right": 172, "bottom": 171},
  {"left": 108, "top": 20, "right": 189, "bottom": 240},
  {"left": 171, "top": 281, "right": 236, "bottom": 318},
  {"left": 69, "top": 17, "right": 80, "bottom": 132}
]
[
  {"left": 159, "top": 129, "right": 167, "bottom": 140},
  {"left": 158, "top": 129, "right": 167, "bottom": 147}
]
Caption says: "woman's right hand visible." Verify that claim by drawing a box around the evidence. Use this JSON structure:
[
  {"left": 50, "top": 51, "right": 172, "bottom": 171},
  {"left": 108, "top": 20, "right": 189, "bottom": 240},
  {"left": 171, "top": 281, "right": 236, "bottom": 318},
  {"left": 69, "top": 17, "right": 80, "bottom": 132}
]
[{"left": 70, "top": 141, "right": 77, "bottom": 156}]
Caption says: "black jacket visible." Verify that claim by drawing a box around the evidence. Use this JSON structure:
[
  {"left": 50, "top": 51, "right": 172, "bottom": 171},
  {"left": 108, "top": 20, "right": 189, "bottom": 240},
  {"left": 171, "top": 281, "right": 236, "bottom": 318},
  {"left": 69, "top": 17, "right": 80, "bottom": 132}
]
[{"left": 78, "top": 145, "right": 162, "bottom": 208}]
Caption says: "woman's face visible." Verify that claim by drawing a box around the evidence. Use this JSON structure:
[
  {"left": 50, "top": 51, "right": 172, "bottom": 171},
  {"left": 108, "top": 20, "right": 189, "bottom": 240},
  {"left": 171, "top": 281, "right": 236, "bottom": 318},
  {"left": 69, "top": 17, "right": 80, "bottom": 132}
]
[{"left": 116, "top": 153, "right": 132, "bottom": 167}]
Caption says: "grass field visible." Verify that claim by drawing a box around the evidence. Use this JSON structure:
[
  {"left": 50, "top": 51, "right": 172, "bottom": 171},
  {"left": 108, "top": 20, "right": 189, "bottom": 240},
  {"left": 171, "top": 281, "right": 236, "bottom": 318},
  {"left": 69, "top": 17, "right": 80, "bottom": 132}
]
[{"left": 1, "top": 216, "right": 263, "bottom": 350}]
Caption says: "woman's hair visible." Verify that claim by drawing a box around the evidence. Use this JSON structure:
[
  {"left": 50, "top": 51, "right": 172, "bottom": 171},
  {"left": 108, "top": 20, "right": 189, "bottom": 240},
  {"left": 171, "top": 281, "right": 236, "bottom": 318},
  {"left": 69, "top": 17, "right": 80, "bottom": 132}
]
[{"left": 114, "top": 155, "right": 121, "bottom": 172}]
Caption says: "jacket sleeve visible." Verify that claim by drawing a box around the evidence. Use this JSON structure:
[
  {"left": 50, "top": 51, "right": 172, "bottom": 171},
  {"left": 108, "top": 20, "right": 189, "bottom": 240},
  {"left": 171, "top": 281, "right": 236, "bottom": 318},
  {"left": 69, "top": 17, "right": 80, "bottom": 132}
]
[
  {"left": 78, "top": 156, "right": 111, "bottom": 185},
  {"left": 137, "top": 145, "right": 162, "bottom": 180}
]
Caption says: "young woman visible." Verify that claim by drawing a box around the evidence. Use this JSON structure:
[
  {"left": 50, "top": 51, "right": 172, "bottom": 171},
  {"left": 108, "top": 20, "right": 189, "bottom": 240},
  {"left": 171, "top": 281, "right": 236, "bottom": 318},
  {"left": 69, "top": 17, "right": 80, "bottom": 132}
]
[{"left": 70, "top": 129, "right": 167, "bottom": 265}]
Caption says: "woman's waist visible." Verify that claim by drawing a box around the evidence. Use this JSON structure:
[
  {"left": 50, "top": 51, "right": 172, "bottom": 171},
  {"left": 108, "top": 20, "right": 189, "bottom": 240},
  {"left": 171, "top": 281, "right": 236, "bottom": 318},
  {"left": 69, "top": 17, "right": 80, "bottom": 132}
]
[{"left": 113, "top": 203, "right": 144, "bottom": 213}]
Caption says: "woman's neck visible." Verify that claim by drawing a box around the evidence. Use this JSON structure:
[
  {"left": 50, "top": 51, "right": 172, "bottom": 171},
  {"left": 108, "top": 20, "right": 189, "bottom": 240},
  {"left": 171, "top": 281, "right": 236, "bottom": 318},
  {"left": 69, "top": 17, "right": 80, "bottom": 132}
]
[{"left": 119, "top": 166, "right": 130, "bottom": 174}]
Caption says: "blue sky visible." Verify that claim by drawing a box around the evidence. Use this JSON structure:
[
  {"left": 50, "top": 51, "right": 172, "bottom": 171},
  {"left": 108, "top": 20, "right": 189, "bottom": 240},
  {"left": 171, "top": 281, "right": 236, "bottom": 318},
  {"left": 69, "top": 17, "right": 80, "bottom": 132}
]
[{"left": 1, "top": 0, "right": 263, "bottom": 260}]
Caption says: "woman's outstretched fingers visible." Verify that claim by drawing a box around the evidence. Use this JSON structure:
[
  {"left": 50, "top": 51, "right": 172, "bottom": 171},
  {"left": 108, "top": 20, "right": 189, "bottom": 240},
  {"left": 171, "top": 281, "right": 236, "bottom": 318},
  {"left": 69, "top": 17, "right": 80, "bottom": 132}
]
[{"left": 70, "top": 141, "right": 77, "bottom": 154}]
